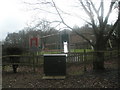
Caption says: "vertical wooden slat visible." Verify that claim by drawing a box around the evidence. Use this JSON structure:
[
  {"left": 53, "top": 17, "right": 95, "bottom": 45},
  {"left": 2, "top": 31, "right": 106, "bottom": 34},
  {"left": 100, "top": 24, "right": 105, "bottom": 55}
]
[
  {"left": 84, "top": 49, "right": 87, "bottom": 72},
  {"left": 33, "top": 53, "right": 35, "bottom": 72}
]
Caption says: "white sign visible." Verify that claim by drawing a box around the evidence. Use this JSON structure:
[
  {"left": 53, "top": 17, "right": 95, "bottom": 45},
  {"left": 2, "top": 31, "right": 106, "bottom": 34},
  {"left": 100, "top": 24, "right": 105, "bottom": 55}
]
[{"left": 63, "top": 41, "right": 68, "bottom": 53}]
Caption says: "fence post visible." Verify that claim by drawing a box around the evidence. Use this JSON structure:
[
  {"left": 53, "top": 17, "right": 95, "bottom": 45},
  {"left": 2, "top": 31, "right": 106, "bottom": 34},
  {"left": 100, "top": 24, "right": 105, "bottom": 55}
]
[
  {"left": 33, "top": 53, "right": 35, "bottom": 73},
  {"left": 83, "top": 49, "right": 87, "bottom": 72},
  {"left": 111, "top": 49, "right": 113, "bottom": 59}
]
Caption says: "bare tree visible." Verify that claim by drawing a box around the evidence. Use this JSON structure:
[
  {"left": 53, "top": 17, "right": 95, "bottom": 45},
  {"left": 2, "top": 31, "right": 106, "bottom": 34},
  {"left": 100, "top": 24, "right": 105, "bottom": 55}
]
[
  {"left": 24, "top": 0, "right": 119, "bottom": 71},
  {"left": 49, "top": 0, "right": 119, "bottom": 71}
]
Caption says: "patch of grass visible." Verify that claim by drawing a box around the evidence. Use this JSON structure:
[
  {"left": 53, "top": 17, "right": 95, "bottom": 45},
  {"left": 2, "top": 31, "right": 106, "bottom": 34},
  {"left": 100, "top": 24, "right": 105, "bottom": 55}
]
[
  {"left": 69, "top": 70, "right": 84, "bottom": 75},
  {"left": 40, "top": 51, "right": 61, "bottom": 54},
  {"left": 32, "top": 49, "right": 94, "bottom": 55},
  {"left": 70, "top": 49, "right": 93, "bottom": 53},
  {"left": 2, "top": 65, "right": 12, "bottom": 71}
]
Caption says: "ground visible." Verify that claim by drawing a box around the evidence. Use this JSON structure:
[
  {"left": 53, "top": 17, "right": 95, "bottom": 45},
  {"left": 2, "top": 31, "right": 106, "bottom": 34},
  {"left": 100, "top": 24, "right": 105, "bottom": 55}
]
[{"left": 2, "top": 59, "right": 119, "bottom": 88}]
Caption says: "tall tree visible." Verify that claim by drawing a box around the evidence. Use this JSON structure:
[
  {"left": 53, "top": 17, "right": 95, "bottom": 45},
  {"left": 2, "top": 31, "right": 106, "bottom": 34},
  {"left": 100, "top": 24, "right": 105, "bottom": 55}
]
[
  {"left": 55, "top": 0, "right": 119, "bottom": 71},
  {"left": 43, "top": 0, "right": 119, "bottom": 71},
  {"left": 24, "top": 0, "right": 119, "bottom": 71}
]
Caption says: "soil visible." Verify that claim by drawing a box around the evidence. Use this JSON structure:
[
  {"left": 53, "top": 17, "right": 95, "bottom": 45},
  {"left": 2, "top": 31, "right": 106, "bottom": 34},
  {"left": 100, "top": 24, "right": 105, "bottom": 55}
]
[{"left": 2, "top": 59, "right": 119, "bottom": 88}]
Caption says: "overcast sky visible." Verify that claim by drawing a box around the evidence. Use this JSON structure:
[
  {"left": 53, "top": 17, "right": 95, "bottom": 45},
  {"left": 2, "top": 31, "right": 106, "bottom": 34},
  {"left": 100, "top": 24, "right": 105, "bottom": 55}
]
[
  {"left": 0, "top": 0, "right": 118, "bottom": 41},
  {"left": 0, "top": 0, "right": 25, "bottom": 41}
]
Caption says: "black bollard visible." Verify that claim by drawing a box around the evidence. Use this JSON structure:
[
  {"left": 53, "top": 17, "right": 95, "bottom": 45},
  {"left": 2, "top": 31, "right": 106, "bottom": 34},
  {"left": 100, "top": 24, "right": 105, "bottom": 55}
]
[{"left": 12, "top": 64, "right": 18, "bottom": 73}]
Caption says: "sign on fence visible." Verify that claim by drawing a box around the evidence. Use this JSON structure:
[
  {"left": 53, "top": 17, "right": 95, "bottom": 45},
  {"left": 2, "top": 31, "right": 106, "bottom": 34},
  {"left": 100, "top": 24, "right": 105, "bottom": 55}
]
[
  {"left": 29, "top": 37, "right": 39, "bottom": 52},
  {"left": 30, "top": 37, "right": 39, "bottom": 47}
]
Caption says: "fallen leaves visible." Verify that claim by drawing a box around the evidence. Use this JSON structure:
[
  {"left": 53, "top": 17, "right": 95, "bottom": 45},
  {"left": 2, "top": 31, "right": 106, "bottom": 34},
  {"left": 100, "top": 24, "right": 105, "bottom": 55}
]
[{"left": 2, "top": 59, "right": 119, "bottom": 88}]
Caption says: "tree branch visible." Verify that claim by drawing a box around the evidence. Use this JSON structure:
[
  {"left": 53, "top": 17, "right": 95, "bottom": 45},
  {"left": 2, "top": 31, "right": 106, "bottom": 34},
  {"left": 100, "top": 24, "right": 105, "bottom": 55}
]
[
  {"left": 89, "top": 0, "right": 104, "bottom": 29},
  {"left": 50, "top": 21, "right": 62, "bottom": 29},
  {"left": 56, "top": 7, "right": 93, "bottom": 25},
  {"left": 79, "top": 0, "right": 92, "bottom": 19},
  {"left": 52, "top": 0, "right": 94, "bottom": 47},
  {"left": 97, "top": 1, "right": 102, "bottom": 13},
  {"left": 104, "top": 1, "right": 116, "bottom": 26},
  {"left": 52, "top": 0, "right": 71, "bottom": 28},
  {"left": 89, "top": 0, "right": 99, "bottom": 15},
  {"left": 33, "top": 8, "right": 57, "bottom": 15},
  {"left": 79, "top": 0, "right": 98, "bottom": 37},
  {"left": 105, "top": 19, "right": 119, "bottom": 42},
  {"left": 74, "top": 30, "right": 95, "bottom": 47},
  {"left": 24, "top": 1, "right": 52, "bottom": 6},
  {"left": 101, "top": 0, "right": 104, "bottom": 23}
]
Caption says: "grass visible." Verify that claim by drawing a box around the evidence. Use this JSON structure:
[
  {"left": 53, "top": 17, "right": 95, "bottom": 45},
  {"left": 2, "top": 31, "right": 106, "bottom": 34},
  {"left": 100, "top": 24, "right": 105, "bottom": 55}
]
[
  {"left": 34, "top": 49, "right": 94, "bottom": 55},
  {"left": 70, "top": 49, "right": 94, "bottom": 53},
  {"left": 40, "top": 51, "right": 61, "bottom": 54},
  {"left": 69, "top": 70, "right": 84, "bottom": 75}
]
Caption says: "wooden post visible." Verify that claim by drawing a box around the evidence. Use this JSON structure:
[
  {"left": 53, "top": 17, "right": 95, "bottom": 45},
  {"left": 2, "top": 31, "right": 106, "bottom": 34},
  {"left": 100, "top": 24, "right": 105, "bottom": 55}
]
[
  {"left": 109, "top": 49, "right": 112, "bottom": 60},
  {"left": 83, "top": 49, "right": 87, "bottom": 72},
  {"left": 33, "top": 53, "right": 35, "bottom": 72}
]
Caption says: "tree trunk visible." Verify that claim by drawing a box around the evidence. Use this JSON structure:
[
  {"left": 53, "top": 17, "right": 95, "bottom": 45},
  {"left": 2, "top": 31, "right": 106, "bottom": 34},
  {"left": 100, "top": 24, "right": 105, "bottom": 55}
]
[
  {"left": 93, "top": 39, "right": 106, "bottom": 72},
  {"left": 93, "top": 51, "right": 105, "bottom": 71}
]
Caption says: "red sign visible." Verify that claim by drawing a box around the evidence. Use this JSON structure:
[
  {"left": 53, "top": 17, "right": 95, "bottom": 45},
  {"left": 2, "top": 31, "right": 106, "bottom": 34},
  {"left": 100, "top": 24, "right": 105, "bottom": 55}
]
[{"left": 30, "top": 37, "right": 38, "bottom": 47}]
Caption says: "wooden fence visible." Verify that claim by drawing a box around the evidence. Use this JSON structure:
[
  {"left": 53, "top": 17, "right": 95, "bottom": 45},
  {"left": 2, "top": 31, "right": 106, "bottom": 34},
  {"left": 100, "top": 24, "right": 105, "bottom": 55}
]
[
  {"left": 66, "top": 50, "right": 118, "bottom": 63},
  {"left": 2, "top": 50, "right": 118, "bottom": 72}
]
